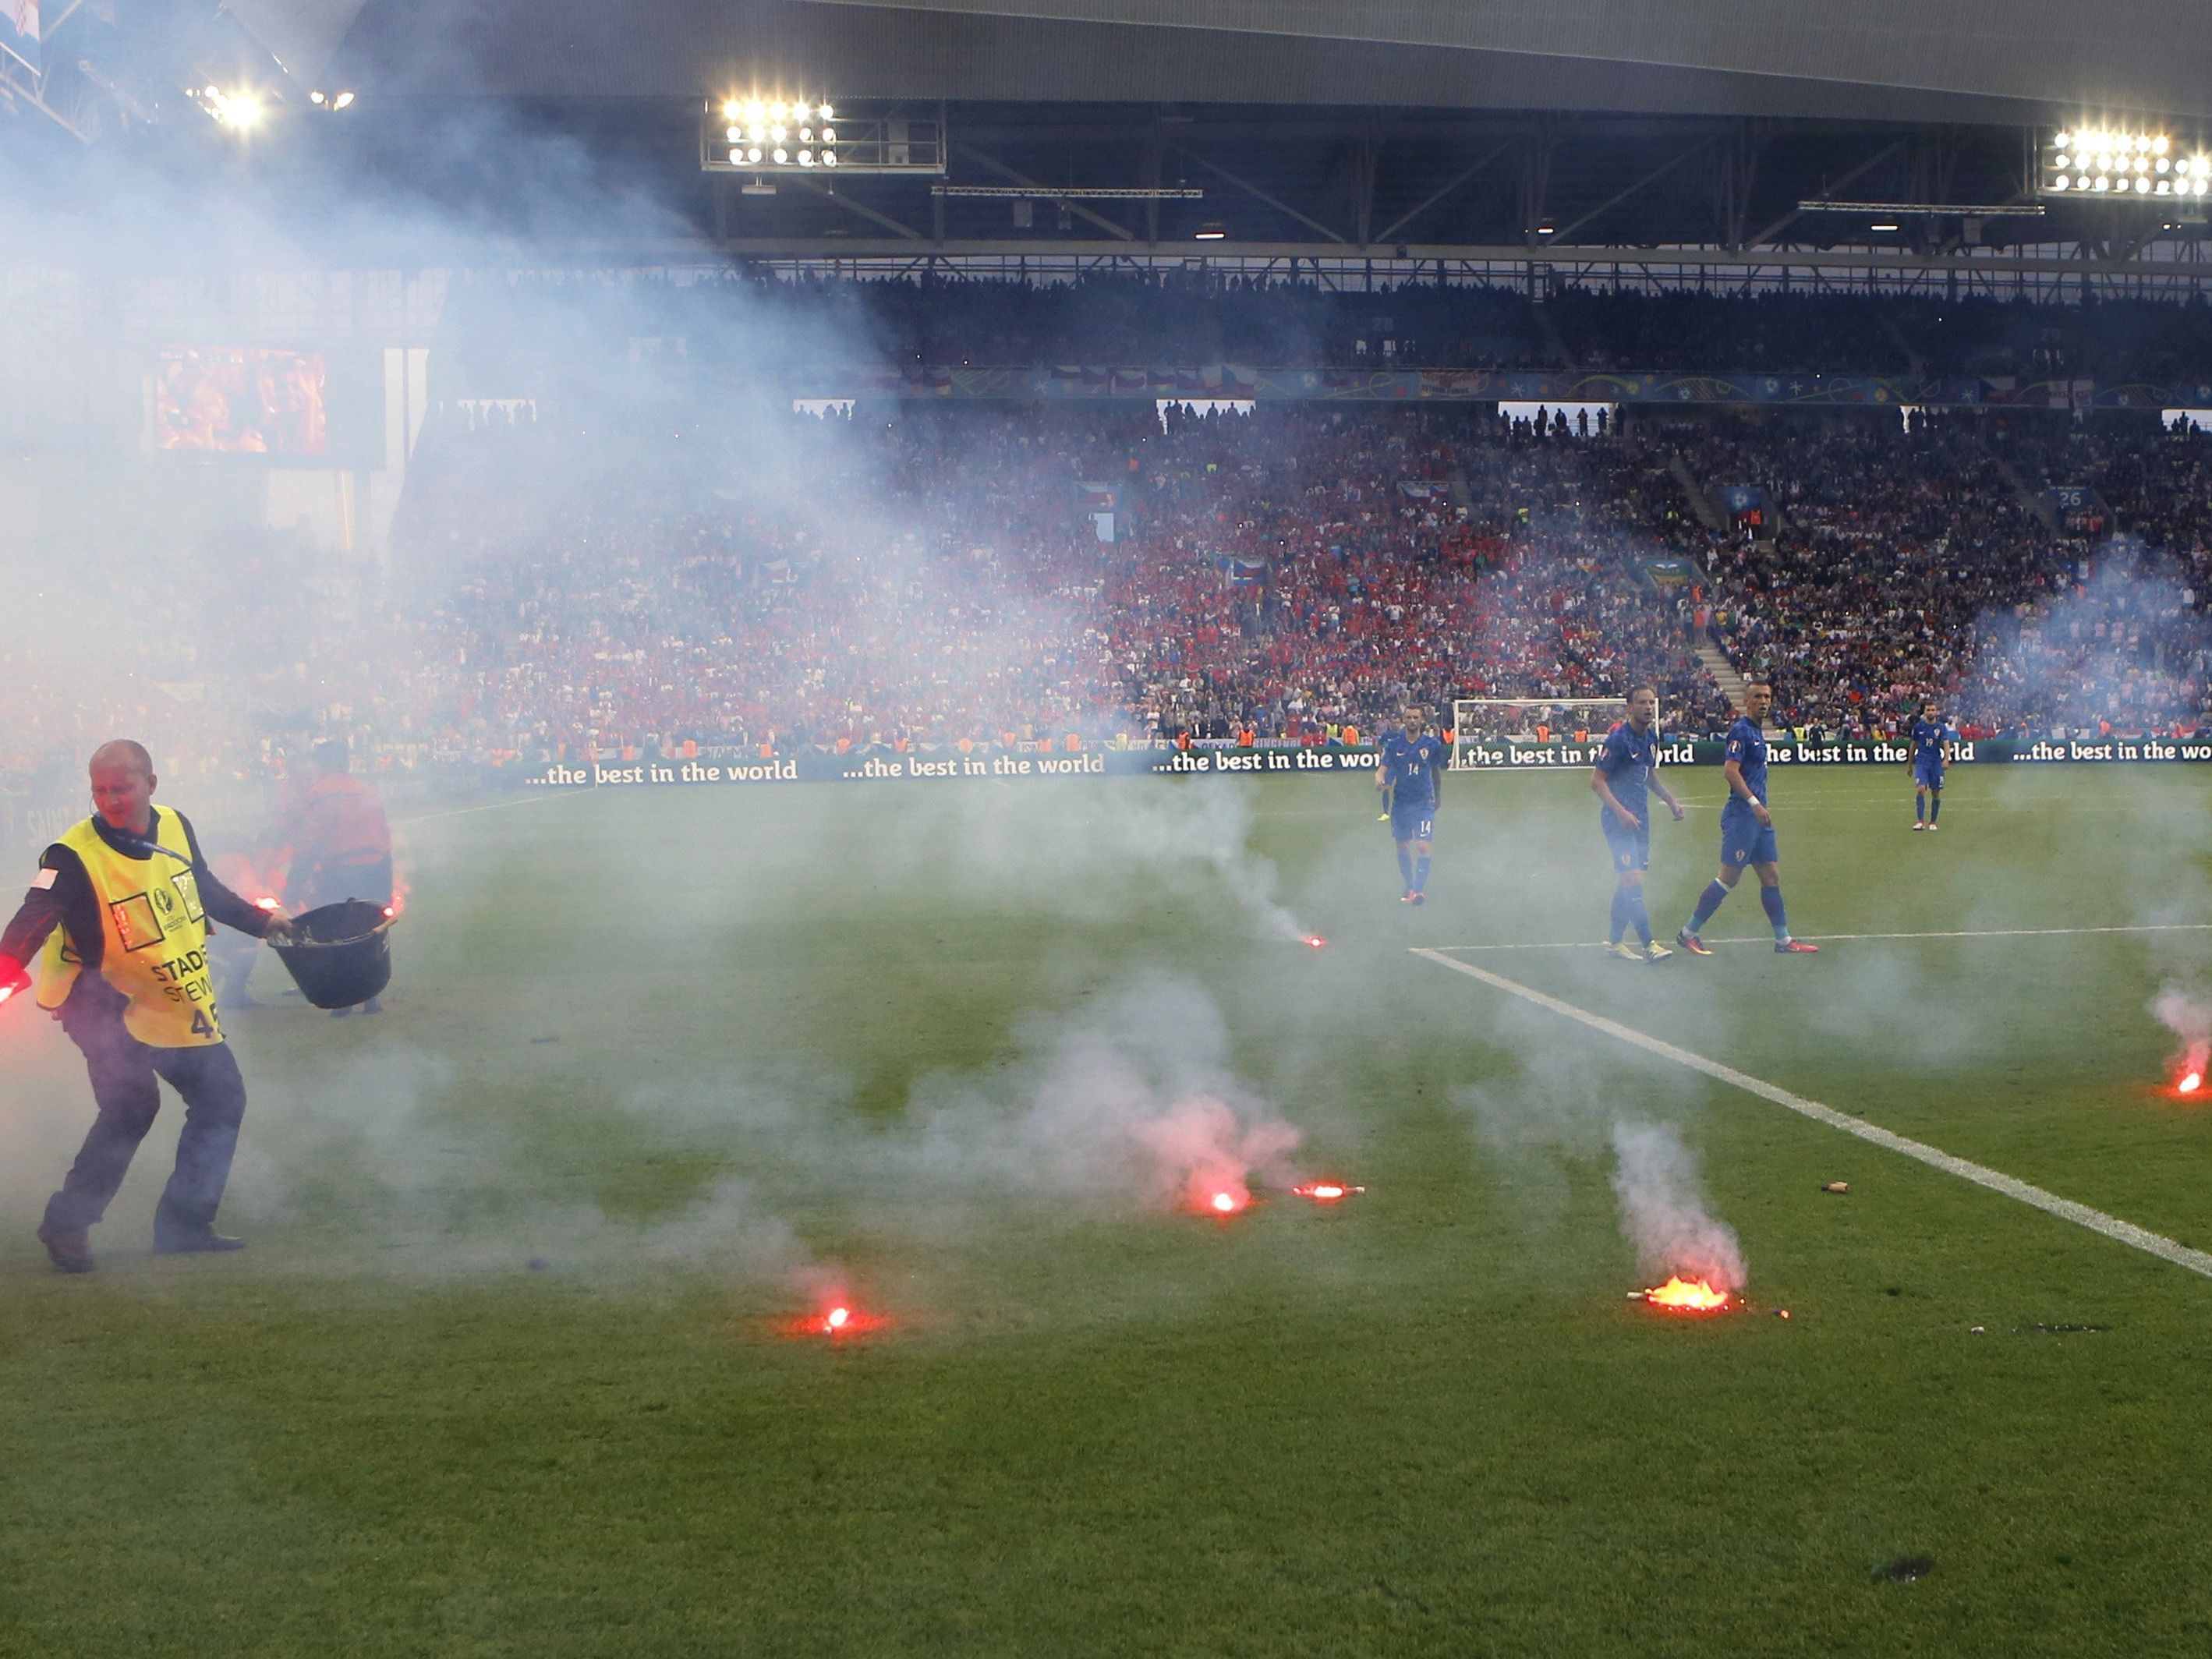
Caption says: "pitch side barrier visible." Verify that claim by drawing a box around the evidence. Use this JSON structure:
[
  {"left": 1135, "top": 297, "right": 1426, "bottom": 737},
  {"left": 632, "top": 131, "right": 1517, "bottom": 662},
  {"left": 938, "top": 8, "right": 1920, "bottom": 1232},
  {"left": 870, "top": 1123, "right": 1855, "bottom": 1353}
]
[
  {"left": 1453, "top": 735, "right": 2212, "bottom": 769},
  {"left": 501, "top": 734, "right": 2212, "bottom": 791}
]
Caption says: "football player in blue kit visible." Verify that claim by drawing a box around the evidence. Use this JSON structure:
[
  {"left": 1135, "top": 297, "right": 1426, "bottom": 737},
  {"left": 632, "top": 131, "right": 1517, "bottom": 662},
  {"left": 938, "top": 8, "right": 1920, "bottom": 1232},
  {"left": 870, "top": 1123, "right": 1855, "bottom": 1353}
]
[
  {"left": 1590, "top": 684, "right": 1686, "bottom": 962},
  {"left": 1909, "top": 699, "right": 1953, "bottom": 831},
  {"left": 1676, "top": 681, "right": 1820, "bottom": 956},
  {"left": 1376, "top": 707, "right": 1447, "bottom": 904}
]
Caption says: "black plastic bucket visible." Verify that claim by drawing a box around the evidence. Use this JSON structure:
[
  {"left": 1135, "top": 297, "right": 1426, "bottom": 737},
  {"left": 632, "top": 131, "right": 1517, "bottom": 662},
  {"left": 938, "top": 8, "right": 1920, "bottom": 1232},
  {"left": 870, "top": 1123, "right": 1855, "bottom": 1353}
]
[{"left": 271, "top": 899, "right": 395, "bottom": 1010}]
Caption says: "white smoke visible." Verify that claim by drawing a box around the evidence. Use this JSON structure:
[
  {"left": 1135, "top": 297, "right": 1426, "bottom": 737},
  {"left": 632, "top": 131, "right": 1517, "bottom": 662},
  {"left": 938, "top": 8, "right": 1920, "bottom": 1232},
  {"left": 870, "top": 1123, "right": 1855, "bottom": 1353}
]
[
  {"left": 1609, "top": 1120, "right": 1746, "bottom": 1291},
  {"left": 2150, "top": 982, "right": 2212, "bottom": 1086},
  {"left": 762, "top": 972, "right": 1307, "bottom": 1219}
]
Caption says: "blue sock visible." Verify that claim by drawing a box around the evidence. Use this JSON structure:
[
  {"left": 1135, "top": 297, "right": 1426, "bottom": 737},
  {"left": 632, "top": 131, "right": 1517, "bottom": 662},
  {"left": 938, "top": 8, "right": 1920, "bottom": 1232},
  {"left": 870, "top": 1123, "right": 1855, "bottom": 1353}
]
[
  {"left": 1396, "top": 847, "right": 1413, "bottom": 888},
  {"left": 1629, "top": 889, "right": 1653, "bottom": 946},
  {"left": 1761, "top": 884, "right": 1789, "bottom": 941},
  {"left": 1686, "top": 879, "right": 1729, "bottom": 935},
  {"left": 1930, "top": 794, "right": 1941, "bottom": 822},
  {"left": 1914, "top": 791, "right": 1925, "bottom": 822},
  {"left": 1414, "top": 854, "right": 1431, "bottom": 893},
  {"left": 1608, "top": 888, "right": 1630, "bottom": 944}
]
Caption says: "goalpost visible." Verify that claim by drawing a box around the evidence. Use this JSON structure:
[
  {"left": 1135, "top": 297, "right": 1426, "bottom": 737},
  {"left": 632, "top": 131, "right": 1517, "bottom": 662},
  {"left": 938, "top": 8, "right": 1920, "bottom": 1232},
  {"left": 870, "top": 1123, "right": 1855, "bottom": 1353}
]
[{"left": 1452, "top": 697, "right": 1628, "bottom": 767}]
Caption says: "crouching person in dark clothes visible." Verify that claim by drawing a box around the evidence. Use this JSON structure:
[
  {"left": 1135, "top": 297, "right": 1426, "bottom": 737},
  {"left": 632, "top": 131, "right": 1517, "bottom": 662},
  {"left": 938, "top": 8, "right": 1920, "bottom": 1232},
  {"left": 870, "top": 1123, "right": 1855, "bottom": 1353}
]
[{"left": 0, "top": 741, "right": 295, "bottom": 1273}]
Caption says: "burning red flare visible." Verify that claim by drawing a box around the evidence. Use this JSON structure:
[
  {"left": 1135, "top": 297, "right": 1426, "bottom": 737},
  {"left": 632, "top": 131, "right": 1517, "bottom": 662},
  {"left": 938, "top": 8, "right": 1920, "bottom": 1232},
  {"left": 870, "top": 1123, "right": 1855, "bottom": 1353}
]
[
  {"left": 1304, "top": 936, "right": 1327, "bottom": 950},
  {"left": 780, "top": 1300, "right": 889, "bottom": 1339},
  {"left": 1210, "top": 1190, "right": 1240, "bottom": 1214},
  {"left": 1639, "top": 1275, "right": 1732, "bottom": 1313},
  {"left": 253, "top": 896, "right": 280, "bottom": 912},
  {"left": 1291, "top": 1180, "right": 1365, "bottom": 1203},
  {"left": 2180, "top": 1072, "right": 2203, "bottom": 1095}
]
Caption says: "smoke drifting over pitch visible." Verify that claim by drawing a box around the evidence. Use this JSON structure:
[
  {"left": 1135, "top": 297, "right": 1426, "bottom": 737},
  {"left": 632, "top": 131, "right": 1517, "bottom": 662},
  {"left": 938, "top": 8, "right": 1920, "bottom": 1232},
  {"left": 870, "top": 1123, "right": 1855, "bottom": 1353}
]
[{"left": 1609, "top": 1120, "right": 1745, "bottom": 1293}]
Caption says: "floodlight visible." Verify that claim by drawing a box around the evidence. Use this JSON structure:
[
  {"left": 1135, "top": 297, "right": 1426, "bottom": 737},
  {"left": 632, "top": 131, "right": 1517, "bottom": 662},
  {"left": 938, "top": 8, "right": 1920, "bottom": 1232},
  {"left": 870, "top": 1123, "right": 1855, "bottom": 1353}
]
[
  {"left": 819, "top": 104, "right": 834, "bottom": 119},
  {"left": 702, "top": 96, "right": 940, "bottom": 175},
  {"left": 334, "top": 91, "right": 354, "bottom": 108},
  {"left": 1194, "top": 221, "right": 1226, "bottom": 239},
  {"left": 2055, "top": 175, "right": 2071, "bottom": 190},
  {"left": 310, "top": 90, "right": 326, "bottom": 104},
  {"left": 1869, "top": 221, "right": 1899, "bottom": 231},
  {"left": 2156, "top": 136, "right": 2172, "bottom": 154}
]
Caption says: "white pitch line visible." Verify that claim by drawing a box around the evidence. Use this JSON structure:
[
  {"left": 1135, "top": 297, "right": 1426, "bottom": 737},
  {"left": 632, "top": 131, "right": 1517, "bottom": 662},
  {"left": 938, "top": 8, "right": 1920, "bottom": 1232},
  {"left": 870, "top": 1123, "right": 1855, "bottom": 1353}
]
[
  {"left": 395, "top": 787, "right": 595, "bottom": 826},
  {"left": 1425, "top": 923, "right": 2212, "bottom": 953},
  {"left": 1410, "top": 947, "right": 2212, "bottom": 1282}
]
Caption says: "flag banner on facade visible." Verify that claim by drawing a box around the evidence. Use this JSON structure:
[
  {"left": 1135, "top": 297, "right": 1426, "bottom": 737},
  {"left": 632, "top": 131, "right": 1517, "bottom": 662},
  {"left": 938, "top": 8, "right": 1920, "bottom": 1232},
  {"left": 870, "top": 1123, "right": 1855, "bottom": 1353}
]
[{"left": 2, "top": 0, "right": 40, "bottom": 73}]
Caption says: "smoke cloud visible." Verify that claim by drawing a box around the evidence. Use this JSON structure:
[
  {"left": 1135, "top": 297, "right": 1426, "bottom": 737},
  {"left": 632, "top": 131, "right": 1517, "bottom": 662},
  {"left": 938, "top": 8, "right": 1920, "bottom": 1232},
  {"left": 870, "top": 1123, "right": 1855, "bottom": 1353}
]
[
  {"left": 1609, "top": 1120, "right": 1747, "bottom": 1292},
  {"left": 2150, "top": 982, "right": 2212, "bottom": 1086}
]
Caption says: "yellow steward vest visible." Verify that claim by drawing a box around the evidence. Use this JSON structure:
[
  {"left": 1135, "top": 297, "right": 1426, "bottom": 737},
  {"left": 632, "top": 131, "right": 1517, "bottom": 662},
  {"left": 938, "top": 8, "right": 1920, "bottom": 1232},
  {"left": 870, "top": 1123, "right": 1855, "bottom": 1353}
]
[{"left": 35, "top": 811, "right": 225, "bottom": 1047}]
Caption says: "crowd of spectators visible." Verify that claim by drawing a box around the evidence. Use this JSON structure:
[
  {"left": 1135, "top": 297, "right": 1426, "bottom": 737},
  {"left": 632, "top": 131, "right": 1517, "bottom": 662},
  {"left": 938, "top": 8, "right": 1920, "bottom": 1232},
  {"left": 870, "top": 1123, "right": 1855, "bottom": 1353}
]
[
  {"left": 363, "top": 402, "right": 1725, "bottom": 761},
  {"left": 18, "top": 278, "right": 2212, "bottom": 812},
  {"left": 1612, "top": 409, "right": 2212, "bottom": 738}
]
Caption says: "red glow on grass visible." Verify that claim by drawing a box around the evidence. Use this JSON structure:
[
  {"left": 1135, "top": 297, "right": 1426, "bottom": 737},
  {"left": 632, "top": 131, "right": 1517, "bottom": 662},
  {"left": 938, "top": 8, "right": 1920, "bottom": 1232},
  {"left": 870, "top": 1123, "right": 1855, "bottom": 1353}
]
[
  {"left": 2180, "top": 1072, "right": 2202, "bottom": 1095},
  {"left": 1640, "top": 1275, "right": 1732, "bottom": 1313},
  {"left": 779, "top": 1301, "right": 889, "bottom": 1339},
  {"left": 1190, "top": 1181, "right": 1255, "bottom": 1218}
]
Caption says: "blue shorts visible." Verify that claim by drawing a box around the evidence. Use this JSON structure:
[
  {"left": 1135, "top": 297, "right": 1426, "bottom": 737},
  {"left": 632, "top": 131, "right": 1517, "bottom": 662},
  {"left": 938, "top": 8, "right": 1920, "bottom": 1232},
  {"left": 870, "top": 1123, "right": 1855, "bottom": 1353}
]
[
  {"left": 1602, "top": 816, "right": 1650, "bottom": 873},
  {"left": 1720, "top": 805, "right": 1778, "bottom": 868},
  {"left": 1391, "top": 799, "right": 1435, "bottom": 844},
  {"left": 1914, "top": 762, "right": 1945, "bottom": 790}
]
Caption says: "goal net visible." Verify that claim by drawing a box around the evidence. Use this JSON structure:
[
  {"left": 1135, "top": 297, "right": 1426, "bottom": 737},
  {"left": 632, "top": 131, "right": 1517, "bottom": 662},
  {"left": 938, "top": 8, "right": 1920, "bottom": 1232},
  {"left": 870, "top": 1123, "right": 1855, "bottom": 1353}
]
[{"left": 1452, "top": 697, "right": 1627, "bottom": 766}]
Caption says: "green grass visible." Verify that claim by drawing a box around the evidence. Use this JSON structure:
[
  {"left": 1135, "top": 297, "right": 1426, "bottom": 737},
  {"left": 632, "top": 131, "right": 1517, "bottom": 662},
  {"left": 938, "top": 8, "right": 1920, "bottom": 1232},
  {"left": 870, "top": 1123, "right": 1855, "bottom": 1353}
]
[{"left": 5, "top": 766, "right": 2212, "bottom": 1657}]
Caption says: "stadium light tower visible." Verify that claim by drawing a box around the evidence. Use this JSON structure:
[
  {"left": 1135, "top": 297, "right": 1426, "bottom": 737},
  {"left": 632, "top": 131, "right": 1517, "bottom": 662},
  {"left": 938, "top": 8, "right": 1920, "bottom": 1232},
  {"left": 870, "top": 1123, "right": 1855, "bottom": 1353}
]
[
  {"left": 2043, "top": 125, "right": 2212, "bottom": 199},
  {"left": 700, "top": 97, "right": 945, "bottom": 176}
]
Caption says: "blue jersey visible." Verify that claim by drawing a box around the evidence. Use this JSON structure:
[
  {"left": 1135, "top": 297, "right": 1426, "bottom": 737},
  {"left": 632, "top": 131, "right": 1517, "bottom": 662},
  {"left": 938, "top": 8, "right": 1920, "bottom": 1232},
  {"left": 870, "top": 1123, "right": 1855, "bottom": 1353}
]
[
  {"left": 1379, "top": 732, "right": 1446, "bottom": 808},
  {"left": 1911, "top": 719, "right": 1953, "bottom": 770},
  {"left": 1722, "top": 716, "right": 1768, "bottom": 813},
  {"left": 1594, "top": 720, "right": 1659, "bottom": 826}
]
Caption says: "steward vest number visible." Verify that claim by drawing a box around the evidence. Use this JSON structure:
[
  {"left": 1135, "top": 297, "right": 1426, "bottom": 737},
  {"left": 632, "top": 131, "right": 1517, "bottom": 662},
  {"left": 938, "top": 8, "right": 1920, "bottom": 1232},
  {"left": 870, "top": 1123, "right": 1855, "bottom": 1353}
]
[{"left": 36, "top": 812, "right": 224, "bottom": 1047}]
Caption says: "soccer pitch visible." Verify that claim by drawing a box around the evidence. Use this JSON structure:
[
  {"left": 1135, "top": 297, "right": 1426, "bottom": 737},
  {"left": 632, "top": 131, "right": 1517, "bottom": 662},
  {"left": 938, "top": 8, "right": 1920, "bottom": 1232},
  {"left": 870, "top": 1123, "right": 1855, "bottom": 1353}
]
[{"left": 5, "top": 764, "right": 2211, "bottom": 1657}]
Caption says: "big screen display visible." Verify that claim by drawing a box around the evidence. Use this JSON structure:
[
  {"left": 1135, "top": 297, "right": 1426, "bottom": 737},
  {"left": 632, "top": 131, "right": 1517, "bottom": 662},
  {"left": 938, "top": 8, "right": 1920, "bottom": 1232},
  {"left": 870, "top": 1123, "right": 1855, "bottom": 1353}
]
[{"left": 154, "top": 347, "right": 328, "bottom": 455}]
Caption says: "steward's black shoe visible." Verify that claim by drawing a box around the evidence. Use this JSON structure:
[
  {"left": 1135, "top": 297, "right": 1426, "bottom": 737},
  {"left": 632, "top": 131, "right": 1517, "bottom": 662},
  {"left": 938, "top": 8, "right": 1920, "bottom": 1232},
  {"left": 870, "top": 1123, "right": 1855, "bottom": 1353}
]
[
  {"left": 153, "top": 1229, "right": 247, "bottom": 1256},
  {"left": 37, "top": 1223, "right": 93, "bottom": 1274}
]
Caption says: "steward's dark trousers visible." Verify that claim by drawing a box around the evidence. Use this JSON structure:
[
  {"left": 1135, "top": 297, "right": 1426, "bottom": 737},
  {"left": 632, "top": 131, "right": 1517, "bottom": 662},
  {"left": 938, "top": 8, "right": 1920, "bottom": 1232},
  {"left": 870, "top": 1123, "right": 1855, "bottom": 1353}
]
[{"left": 44, "top": 1016, "right": 247, "bottom": 1242}]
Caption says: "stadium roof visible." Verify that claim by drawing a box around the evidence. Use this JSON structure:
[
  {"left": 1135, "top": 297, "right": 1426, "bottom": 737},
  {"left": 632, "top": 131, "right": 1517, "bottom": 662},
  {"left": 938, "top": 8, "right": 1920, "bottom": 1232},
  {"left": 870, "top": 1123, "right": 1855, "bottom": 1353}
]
[{"left": 327, "top": 0, "right": 2212, "bottom": 123}]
